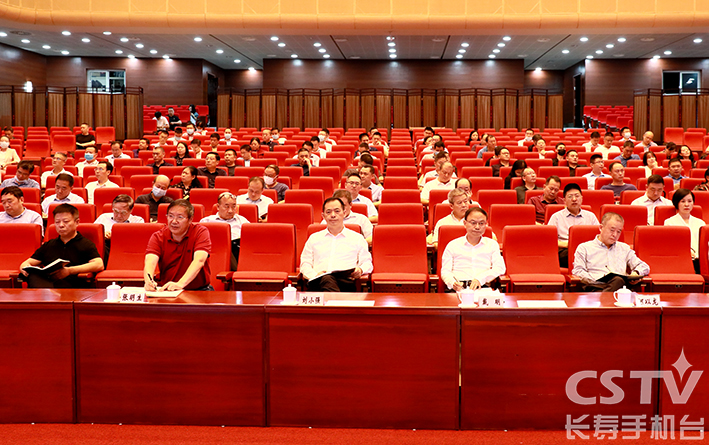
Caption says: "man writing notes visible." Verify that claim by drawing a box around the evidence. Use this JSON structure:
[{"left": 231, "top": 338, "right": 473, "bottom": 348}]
[
  {"left": 440, "top": 207, "right": 505, "bottom": 292},
  {"left": 572, "top": 212, "right": 650, "bottom": 292},
  {"left": 143, "top": 199, "right": 212, "bottom": 291},
  {"left": 300, "top": 197, "right": 373, "bottom": 292}
]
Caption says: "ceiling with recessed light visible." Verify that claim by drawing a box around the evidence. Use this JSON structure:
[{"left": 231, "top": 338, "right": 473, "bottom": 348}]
[{"left": 0, "top": 28, "right": 706, "bottom": 70}]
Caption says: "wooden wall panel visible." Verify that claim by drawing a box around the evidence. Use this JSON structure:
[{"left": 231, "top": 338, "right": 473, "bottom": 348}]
[
  {"left": 408, "top": 91, "right": 422, "bottom": 128},
  {"left": 34, "top": 93, "right": 46, "bottom": 127},
  {"left": 444, "top": 94, "right": 458, "bottom": 130},
  {"left": 548, "top": 95, "right": 563, "bottom": 129},
  {"left": 78, "top": 94, "right": 93, "bottom": 128},
  {"left": 217, "top": 95, "right": 230, "bottom": 128},
  {"left": 422, "top": 93, "right": 436, "bottom": 128},
  {"left": 48, "top": 93, "right": 64, "bottom": 128},
  {"left": 333, "top": 94, "right": 344, "bottom": 129},
  {"left": 345, "top": 93, "right": 359, "bottom": 130},
  {"left": 460, "top": 94, "right": 475, "bottom": 129},
  {"left": 289, "top": 92, "right": 303, "bottom": 130},
  {"left": 276, "top": 93, "right": 288, "bottom": 130},
  {"left": 648, "top": 95, "right": 662, "bottom": 141},
  {"left": 261, "top": 94, "right": 276, "bottom": 129},
  {"left": 376, "top": 95, "right": 391, "bottom": 130},
  {"left": 231, "top": 94, "right": 245, "bottom": 130},
  {"left": 682, "top": 95, "right": 696, "bottom": 129},
  {"left": 126, "top": 94, "right": 141, "bottom": 139},
  {"left": 505, "top": 94, "right": 518, "bottom": 129},
  {"left": 518, "top": 96, "right": 531, "bottom": 130},
  {"left": 14, "top": 93, "right": 33, "bottom": 130},
  {"left": 360, "top": 94, "right": 375, "bottom": 131},
  {"left": 533, "top": 95, "right": 547, "bottom": 131},
  {"left": 112, "top": 97, "right": 125, "bottom": 140},
  {"left": 663, "top": 95, "right": 680, "bottom": 129},
  {"left": 0, "top": 93, "right": 11, "bottom": 128},
  {"left": 246, "top": 94, "right": 261, "bottom": 128},
  {"left": 492, "top": 94, "right": 506, "bottom": 131},
  {"left": 321, "top": 93, "right": 333, "bottom": 129},
  {"left": 304, "top": 94, "right": 320, "bottom": 129},
  {"left": 633, "top": 95, "right": 647, "bottom": 138},
  {"left": 392, "top": 93, "right": 407, "bottom": 129},
  {"left": 436, "top": 91, "right": 445, "bottom": 128},
  {"left": 94, "top": 95, "right": 111, "bottom": 128},
  {"left": 698, "top": 96, "right": 709, "bottom": 132},
  {"left": 477, "top": 95, "right": 491, "bottom": 131}
]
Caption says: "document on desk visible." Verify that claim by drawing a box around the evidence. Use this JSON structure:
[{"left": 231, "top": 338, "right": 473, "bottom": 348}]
[
  {"left": 325, "top": 300, "right": 376, "bottom": 307},
  {"left": 516, "top": 300, "right": 568, "bottom": 308},
  {"left": 146, "top": 289, "right": 183, "bottom": 298}
]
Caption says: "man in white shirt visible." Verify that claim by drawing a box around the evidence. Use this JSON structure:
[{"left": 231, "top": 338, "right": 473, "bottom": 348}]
[
  {"left": 94, "top": 193, "right": 145, "bottom": 261},
  {"left": 310, "top": 136, "right": 328, "bottom": 159},
  {"left": 152, "top": 130, "right": 170, "bottom": 149},
  {"left": 85, "top": 161, "right": 119, "bottom": 204},
  {"left": 300, "top": 197, "right": 373, "bottom": 292},
  {"left": 421, "top": 161, "right": 456, "bottom": 205},
  {"left": 429, "top": 188, "right": 470, "bottom": 245},
  {"left": 331, "top": 189, "right": 373, "bottom": 244},
  {"left": 582, "top": 131, "right": 601, "bottom": 152},
  {"left": 593, "top": 132, "right": 621, "bottom": 160},
  {"left": 420, "top": 141, "right": 447, "bottom": 165},
  {"left": 635, "top": 131, "right": 658, "bottom": 152},
  {"left": 582, "top": 154, "right": 610, "bottom": 190},
  {"left": 0, "top": 186, "right": 43, "bottom": 235},
  {"left": 41, "top": 152, "right": 72, "bottom": 188},
  {"left": 440, "top": 207, "right": 505, "bottom": 292},
  {"left": 235, "top": 177, "right": 274, "bottom": 220},
  {"left": 222, "top": 128, "right": 236, "bottom": 146},
  {"left": 345, "top": 172, "right": 378, "bottom": 223},
  {"left": 41, "top": 173, "right": 85, "bottom": 216},
  {"left": 0, "top": 161, "right": 39, "bottom": 189},
  {"left": 359, "top": 164, "right": 383, "bottom": 204},
  {"left": 200, "top": 191, "right": 250, "bottom": 270},
  {"left": 105, "top": 141, "right": 131, "bottom": 166},
  {"left": 76, "top": 146, "right": 99, "bottom": 176},
  {"left": 548, "top": 183, "right": 599, "bottom": 268},
  {"left": 518, "top": 128, "right": 534, "bottom": 147},
  {"left": 419, "top": 152, "right": 455, "bottom": 187},
  {"left": 318, "top": 128, "right": 337, "bottom": 151},
  {"left": 631, "top": 174, "right": 671, "bottom": 224}
]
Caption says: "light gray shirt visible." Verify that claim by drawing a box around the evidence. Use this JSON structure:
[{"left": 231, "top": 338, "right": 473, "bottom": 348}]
[
  {"left": 573, "top": 236, "right": 649, "bottom": 282},
  {"left": 548, "top": 208, "right": 599, "bottom": 242},
  {"left": 0, "top": 208, "right": 44, "bottom": 235}
]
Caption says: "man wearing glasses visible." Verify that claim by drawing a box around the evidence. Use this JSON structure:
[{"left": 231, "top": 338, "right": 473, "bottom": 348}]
[
  {"left": 344, "top": 172, "right": 378, "bottom": 223},
  {"left": 200, "top": 192, "right": 250, "bottom": 270},
  {"left": 94, "top": 194, "right": 145, "bottom": 262},
  {"left": 440, "top": 207, "right": 505, "bottom": 292},
  {"left": 143, "top": 199, "right": 212, "bottom": 291}
]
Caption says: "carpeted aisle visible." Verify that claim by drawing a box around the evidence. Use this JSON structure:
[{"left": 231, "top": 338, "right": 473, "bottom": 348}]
[{"left": 0, "top": 424, "right": 692, "bottom": 445}]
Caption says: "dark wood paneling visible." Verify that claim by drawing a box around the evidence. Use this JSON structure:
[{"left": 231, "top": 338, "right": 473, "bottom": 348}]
[
  {"left": 224, "top": 69, "right": 264, "bottom": 90},
  {"left": 263, "top": 59, "right": 525, "bottom": 90},
  {"left": 0, "top": 42, "right": 47, "bottom": 86},
  {"left": 563, "top": 61, "right": 585, "bottom": 126},
  {"left": 524, "top": 69, "right": 564, "bottom": 91}
]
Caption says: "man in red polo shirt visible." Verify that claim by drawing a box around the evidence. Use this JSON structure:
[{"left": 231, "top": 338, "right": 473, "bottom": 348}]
[{"left": 143, "top": 199, "right": 212, "bottom": 291}]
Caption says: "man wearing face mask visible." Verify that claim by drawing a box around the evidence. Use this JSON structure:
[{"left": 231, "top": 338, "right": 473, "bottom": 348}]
[
  {"left": 185, "top": 123, "right": 196, "bottom": 142},
  {"left": 135, "top": 175, "right": 174, "bottom": 222},
  {"left": 264, "top": 164, "right": 288, "bottom": 202},
  {"left": 619, "top": 127, "right": 635, "bottom": 143},
  {"left": 318, "top": 128, "right": 337, "bottom": 151},
  {"left": 223, "top": 128, "right": 236, "bottom": 146},
  {"left": 76, "top": 146, "right": 99, "bottom": 176}
]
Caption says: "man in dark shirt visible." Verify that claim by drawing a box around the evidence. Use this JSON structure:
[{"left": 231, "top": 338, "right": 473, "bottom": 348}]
[
  {"left": 166, "top": 107, "right": 182, "bottom": 131},
  {"left": 600, "top": 161, "right": 638, "bottom": 200},
  {"left": 135, "top": 175, "right": 174, "bottom": 222},
  {"left": 19, "top": 204, "right": 104, "bottom": 288},
  {"left": 491, "top": 147, "right": 511, "bottom": 177},
  {"left": 224, "top": 149, "right": 238, "bottom": 176},
  {"left": 75, "top": 123, "right": 96, "bottom": 151},
  {"left": 566, "top": 149, "right": 586, "bottom": 177},
  {"left": 147, "top": 146, "right": 173, "bottom": 175},
  {"left": 528, "top": 175, "right": 564, "bottom": 224},
  {"left": 291, "top": 147, "right": 311, "bottom": 176},
  {"left": 198, "top": 152, "right": 227, "bottom": 188}
]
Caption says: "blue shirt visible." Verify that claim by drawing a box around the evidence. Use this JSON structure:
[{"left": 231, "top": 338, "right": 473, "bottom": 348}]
[
  {"left": 0, "top": 208, "right": 44, "bottom": 235},
  {"left": 0, "top": 177, "right": 40, "bottom": 189},
  {"left": 613, "top": 154, "right": 641, "bottom": 168},
  {"left": 665, "top": 174, "right": 687, "bottom": 186}
]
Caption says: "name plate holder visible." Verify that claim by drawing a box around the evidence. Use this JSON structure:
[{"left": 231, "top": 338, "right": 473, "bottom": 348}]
[
  {"left": 298, "top": 293, "right": 325, "bottom": 306},
  {"left": 119, "top": 287, "right": 147, "bottom": 303},
  {"left": 635, "top": 295, "right": 661, "bottom": 307},
  {"left": 479, "top": 295, "right": 505, "bottom": 308}
]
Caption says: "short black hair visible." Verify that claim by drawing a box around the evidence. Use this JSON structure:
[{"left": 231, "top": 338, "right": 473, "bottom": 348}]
[
  {"left": 563, "top": 183, "right": 582, "bottom": 196},
  {"left": 0, "top": 186, "right": 23, "bottom": 199},
  {"left": 672, "top": 188, "right": 694, "bottom": 210},
  {"left": 53, "top": 203, "right": 79, "bottom": 220},
  {"left": 322, "top": 197, "right": 344, "bottom": 212},
  {"left": 55, "top": 173, "right": 74, "bottom": 187}
]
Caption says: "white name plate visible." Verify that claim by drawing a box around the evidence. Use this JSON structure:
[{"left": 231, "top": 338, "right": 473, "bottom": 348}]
[
  {"left": 119, "top": 287, "right": 147, "bottom": 303},
  {"left": 635, "top": 294, "right": 661, "bottom": 307},
  {"left": 479, "top": 296, "right": 505, "bottom": 308},
  {"left": 299, "top": 293, "right": 325, "bottom": 305}
]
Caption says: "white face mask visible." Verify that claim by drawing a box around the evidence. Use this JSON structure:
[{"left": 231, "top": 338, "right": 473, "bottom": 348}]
[
  {"left": 187, "top": 129, "right": 194, "bottom": 135},
  {"left": 623, "top": 132, "right": 631, "bottom": 139},
  {"left": 263, "top": 175, "right": 275, "bottom": 186},
  {"left": 152, "top": 186, "right": 166, "bottom": 198},
  {"left": 318, "top": 135, "right": 326, "bottom": 142},
  {"left": 0, "top": 141, "right": 9, "bottom": 149},
  {"left": 224, "top": 133, "right": 231, "bottom": 140}
]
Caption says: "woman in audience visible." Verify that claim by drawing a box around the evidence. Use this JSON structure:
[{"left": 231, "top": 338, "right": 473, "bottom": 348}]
[
  {"left": 189, "top": 104, "right": 199, "bottom": 126},
  {"left": 694, "top": 167, "right": 709, "bottom": 191},
  {"left": 504, "top": 159, "right": 527, "bottom": 189},
  {"left": 173, "top": 142, "right": 191, "bottom": 166},
  {"left": 664, "top": 188, "right": 705, "bottom": 273},
  {"left": 642, "top": 151, "right": 658, "bottom": 178},
  {"left": 678, "top": 145, "right": 696, "bottom": 168},
  {"left": 153, "top": 111, "right": 169, "bottom": 132},
  {"left": 195, "top": 121, "right": 207, "bottom": 135},
  {"left": 0, "top": 135, "right": 20, "bottom": 176},
  {"left": 171, "top": 166, "right": 202, "bottom": 201},
  {"left": 465, "top": 130, "right": 480, "bottom": 146}
]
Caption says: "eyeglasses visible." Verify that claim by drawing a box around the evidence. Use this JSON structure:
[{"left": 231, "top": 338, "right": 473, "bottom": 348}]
[
  {"left": 464, "top": 220, "right": 486, "bottom": 227},
  {"left": 112, "top": 209, "right": 129, "bottom": 216},
  {"left": 346, "top": 181, "right": 362, "bottom": 187},
  {"left": 166, "top": 214, "right": 187, "bottom": 221}
]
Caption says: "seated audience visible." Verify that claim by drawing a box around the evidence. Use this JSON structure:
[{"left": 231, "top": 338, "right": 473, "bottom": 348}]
[
  {"left": 548, "top": 183, "right": 599, "bottom": 268},
  {"left": 41, "top": 173, "right": 84, "bottom": 216},
  {"left": 614, "top": 141, "right": 641, "bottom": 167},
  {"left": 106, "top": 140, "right": 130, "bottom": 166},
  {"left": 600, "top": 161, "right": 637, "bottom": 199},
  {"left": 85, "top": 162, "right": 119, "bottom": 204},
  {"left": 664, "top": 188, "right": 705, "bottom": 272},
  {"left": 75, "top": 123, "right": 96, "bottom": 150},
  {"left": 200, "top": 191, "right": 250, "bottom": 271},
  {"left": 236, "top": 177, "right": 273, "bottom": 220},
  {"left": 264, "top": 164, "right": 289, "bottom": 202},
  {"left": 0, "top": 135, "right": 20, "bottom": 176},
  {"left": 76, "top": 146, "right": 99, "bottom": 176},
  {"left": 429, "top": 187, "right": 471, "bottom": 245},
  {"left": 41, "top": 152, "right": 72, "bottom": 188},
  {"left": 136, "top": 175, "right": 174, "bottom": 222},
  {"left": 529, "top": 175, "right": 564, "bottom": 224},
  {"left": 173, "top": 142, "right": 191, "bottom": 166},
  {"left": 0, "top": 161, "right": 39, "bottom": 189},
  {"left": 421, "top": 162, "right": 455, "bottom": 206},
  {"left": 666, "top": 157, "right": 688, "bottom": 190},
  {"left": 504, "top": 159, "right": 527, "bottom": 189},
  {"left": 582, "top": 154, "right": 610, "bottom": 190},
  {"left": 359, "top": 164, "right": 382, "bottom": 203},
  {"left": 223, "top": 148, "right": 238, "bottom": 175},
  {"left": 171, "top": 166, "right": 202, "bottom": 201},
  {"left": 0, "top": 186, "right": 43, "bottom": 234},
  {"left": 148, "top": 146, "right": 173, "bottom": 175},
  {"left": 94, "top": 194, "right": 145, "bottom": 261},
  {"left": 197, "top": 152, "right": 226, "bottom": 188},
  {"left": 345, "top": 172, "right": 378, "bottom": 223},
  {"left": 514, "top": 167, "right": 540, "bottom": 204},
  {"left": 291, "top": 148, "right": 312, "bottom": 176},
  {"left": 332, "top": 189, "right": 373, "bottom": 243},
  {"left": 630, "top": 174, "right": 671, "bottom": 225}
]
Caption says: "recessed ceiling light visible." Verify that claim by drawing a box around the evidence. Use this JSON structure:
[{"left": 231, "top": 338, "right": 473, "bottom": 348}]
[
  {"left": 103, "top": 31, "right": 112, "bottom": 35},
  {"left": 562, "top": 49, "right": 570, "bottom": 54},
  {"left": 194, "top": 37, "right": 202, "bottom": 42},
  {"left": 323, "top": 54, "right": 330, "bottom": 58},
  {"left": 278, "top": 42, "right": 286, "bottom": 47},
  {"left": 617, "top": 37, "right": 626, "bottom": 42},
  {"left": 62, "top": 31, "right": 71, "bottom": 36},
  {"left": 291, "top": 54, "right": 298, "bottom": 58},
  {"left": 388, "top": 48, "right": 396, "bottom": 53},
  {"left": 61, "top": 50, "right": 69, "bottom": 55},
  {"left": 389, "top": 54, "right": 397, "bottom": 58},
  {"left": 82, "top": 38, "right": 90, "bottom": 43},
  {"left": 492, "top": 49, "right": 500, "bottom": 54},
  {"left": 270, "top": 36, "right": 279, "bottom": 41},
  {"left": 234, "top": 59, "right": 241, "bottom": 63},
  {"left": 497, "top": 43, "right": 505, "bottom": 47},
  {"left": 596, "top": 50, "right": 603, "bottom": 54},
  {"left": 489, "top": 55, "right": 496, "bottom": 59},
  {"left": 319, "top": 48, "right": 326, "bottom": 53},
  {"left": 580, "top": 37, "right": 589, "bottom": 42},
  {"left": 135, "top": 43, "right": 144, "bottom": 48},
  {"left": 0, "top": 32, "right": 6, "bottom": 37},
  {"left": 248, "top": 67, "right": 255, "bottom": 71},
  {"left": 461, "top": 42, "right": 469, "bottom": 47},
  {"left": 586, "top": 55, "right": 593, "bottom": 59},
  {"left": 458, "top": 49, "right": 466, "bottom": 53},
  {"left": 21, "top": 39, "right": 30, "bottom": 44},
  {"left": 127, "top": 54, "right": 135, "bottom": 59},
  {"left": 503, "top": 36, "right": 511, "bottom": 41},
  {"left": 535, "top": 67, "right": 542, "bottom": 71},
  {"left": 313, "top": 42, "right": 321, "bottom": 47},
  {"left": 664, "top": 50, "right": 672, "bottom": 55},
  {"left": 694, "top": 38, "right": 703, "bottom": 43},
  {"left": 652, "top": 55, "right": 661, "bottom": 59},
  {"left": 120, "top": 37, "right": 129, "bottom": 42},
  {"left": 455, "top": 54, "right": 463, "bottom": 59},
  {"left": 641, "top": 37, "right": 655, "bottom": 42},
  {"left": 216, "top": 49, "right": 223, "bottom": 54},
  {"left": 388, "top": 42, "right": 396, "bottom": 47},
  {"left": 150, "top": 49, "right": 158, "bottom": 54},
  {"left": 42, "top": 45, "right": 51, "bottom": 49},
  {"left": 162, "top": 54, "right": 170, "bottom": 59},
  {"left": 606, "top": 44, "right": 614, "bottom": 48},
  {"left": 386, "top": 36, "right": 395, "bottom": 41},
  {"left": 115, "top": 50, "right": 123, "bottom": 54}
]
